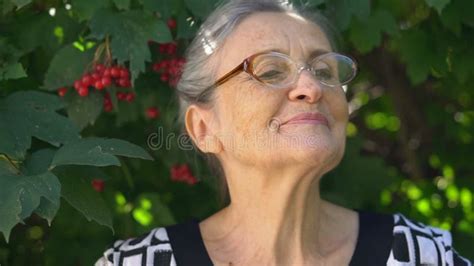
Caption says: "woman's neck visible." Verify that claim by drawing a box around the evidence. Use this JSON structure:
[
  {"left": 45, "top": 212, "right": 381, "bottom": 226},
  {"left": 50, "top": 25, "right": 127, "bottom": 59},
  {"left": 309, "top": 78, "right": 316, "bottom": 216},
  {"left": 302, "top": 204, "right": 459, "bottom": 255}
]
[{"left": 199, "top": 164, "right": 356, "bottom": 265}]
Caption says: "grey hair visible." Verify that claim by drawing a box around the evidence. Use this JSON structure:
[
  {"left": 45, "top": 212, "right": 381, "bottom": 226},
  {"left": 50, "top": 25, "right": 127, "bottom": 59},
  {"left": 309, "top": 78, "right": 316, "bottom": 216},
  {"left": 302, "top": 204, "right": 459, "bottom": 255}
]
[{"left": 175, "top": 0, "right": 338, "bottom": 207}]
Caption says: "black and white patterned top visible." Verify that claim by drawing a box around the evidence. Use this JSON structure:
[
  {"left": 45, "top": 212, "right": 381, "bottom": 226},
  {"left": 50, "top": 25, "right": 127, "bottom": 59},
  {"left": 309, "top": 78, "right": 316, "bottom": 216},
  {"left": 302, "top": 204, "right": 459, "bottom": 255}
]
[{"left": 95, "top": 210, "right": 473, "bottom": 266}]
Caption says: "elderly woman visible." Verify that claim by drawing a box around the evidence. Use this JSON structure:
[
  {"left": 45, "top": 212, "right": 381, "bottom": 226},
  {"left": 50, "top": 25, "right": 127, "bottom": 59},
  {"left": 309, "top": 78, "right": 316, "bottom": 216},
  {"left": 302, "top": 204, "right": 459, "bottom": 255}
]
[{"left": 96, "top": 0, "right": 472, "bottom": 265}]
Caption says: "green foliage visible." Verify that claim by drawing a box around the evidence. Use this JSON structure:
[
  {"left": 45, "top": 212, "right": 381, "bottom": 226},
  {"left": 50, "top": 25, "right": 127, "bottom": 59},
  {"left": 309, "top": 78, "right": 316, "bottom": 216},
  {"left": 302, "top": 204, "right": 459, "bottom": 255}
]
[
  {"left": 65, "top": 91, "right": 104, "bottom": 129},
  {"left": 348, "top": 9, "right": 397, "bottom": 53},
  {"left": 0, "top": 91, "right": 79, "bottom": 160},
  {"left": 0, "top": 171, "right": 60, "bottom": 241},
  {"left": 51, "top": 138, "right": 153, "bottom": 167},
  {"left": 89, "top": 9, "right": 172, "bottom": 82},
  {"left": 43, "top": 45, "right": 95, "bottom": 91},
  {"left": 56, "top": 166, "right": 113, "bottom": 231},
  {"left": 425, "top": 0, "right": 451, "bottom": 14}
]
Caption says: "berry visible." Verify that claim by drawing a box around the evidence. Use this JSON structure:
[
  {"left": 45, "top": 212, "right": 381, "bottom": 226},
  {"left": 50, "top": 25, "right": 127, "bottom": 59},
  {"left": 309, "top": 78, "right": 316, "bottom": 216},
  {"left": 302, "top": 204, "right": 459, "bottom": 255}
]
[
  {"left": 110, "top": 67, "right": 120, "bottom": 78},
  {"left": 57, "top": 87, "right": 68, "bottom": 97},
  {"left": 81, "top": 74, "right": 92, "bottom": 86},
  {"left": 118, "top": 78, "right": 131, "bottom": 87},
  {"left": 94, "top": 80, "right": 104, "bottom": 90},
  {"left": 125, "top": 93, "right": 135, "bottom": 102},
  {"left": 167, "top": 43, "right": 177, "bottom": 55},
  {"left": 116, "top": 92, "right": 127, "bottom": 101},
  {"left": 146, "top": 107, "right": 160, "bottom": 119},
  {"left": 74, "top": 80, "right": 83, "bottom": 90},
  {"left": 91, "top": 179, "right": 105, "bottom": 192},
  {"left": 160, "top": 72, "right": 169, "bottom": 82},
  {"left": 92, "top": 72, "right": 101, "bottom": 82},
  {"left": 103, "top": 95, "right": 113, "bottom": 112},
  {"left": 103, "top": 68, "right": 111, "bottom": 77},
  {"left": 170, "top": 164, "right": 198, "bottom": 185},
  {"left": 78, "top": 86, "right": 89, "bottom": 97},
  {"left": 119, "top": 68, "right": 130, "bottom": 79},
  {"left": 167, "top": 18, "right": 177, "bottom": 30},
  {"left": 159, "top": 44, "right": 167, "bottom": 54},
  {"left": 95, "top": 64, "right": 105, "bottom": 73},
  {"left": 102, "top": 76, "right": 112, "bottom": 87},
  {"left": 104, "top": 103, "right": 113, "bottom": 112}
]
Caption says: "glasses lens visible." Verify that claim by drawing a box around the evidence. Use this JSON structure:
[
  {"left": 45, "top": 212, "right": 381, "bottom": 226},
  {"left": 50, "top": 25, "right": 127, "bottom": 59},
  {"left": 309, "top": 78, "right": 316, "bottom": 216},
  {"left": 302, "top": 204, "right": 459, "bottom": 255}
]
[
  {"left": 310, "top": 53, "right": 356, "bottom": 86},
  {"left": 251, "top": 54, "right": 295, "bottom": 86}
]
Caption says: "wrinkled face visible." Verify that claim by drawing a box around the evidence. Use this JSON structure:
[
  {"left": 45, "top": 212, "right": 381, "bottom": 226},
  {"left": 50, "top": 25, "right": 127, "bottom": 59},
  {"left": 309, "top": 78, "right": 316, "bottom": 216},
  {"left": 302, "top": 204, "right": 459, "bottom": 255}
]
[{"left": 209, "top": 12, "right": 349, "bottom": 174}]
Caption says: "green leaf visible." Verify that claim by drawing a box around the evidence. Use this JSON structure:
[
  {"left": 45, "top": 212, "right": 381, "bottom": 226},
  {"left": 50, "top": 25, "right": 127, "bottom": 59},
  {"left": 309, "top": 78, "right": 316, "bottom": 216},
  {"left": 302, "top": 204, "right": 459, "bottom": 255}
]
[
  {"left": 54, "top": 166, "right": 113, "bottom": 231},
  {"left": 89, "top": 9, "right": 172, "bottom": 82},
  {"left": 440, "top": 0, "right": 474, "bottom": 35},
  {"left": 23, "top": 149, "right": 56, "bottom": 176},
  {"left": 451, "top": 47, "right": 474, "bottom": 84},
  {"left": 0, "top": 171, "right": 60, "bottom": 242},
  {"left": 43, "top": 45, "right": 94, "bottom": 91},
  {"left": 0, "top": 91, "right": 80, "bottom": 160},
  {"left": 34, "top": 198, "right": 59, "bottom": 226},
  {"left": 65, "top": 91, "right": 103, "bottom": 130},
  {"left": 396, "top": 29, "right": 447, "bottom": 84},
  {"left": 184, "top": 0, "right": 218, "bottom": 19},
  {"left": 141, "top": 0, "right": 183, "bottom": 18},
  {"left": 425, "top": 0, "right": 450, "bottom": 14},
  {"left": 349, "top": 9, "right": 397, "bottom": 53},
  {"left": 1, "top": 63, "right": 27, "bottom": 80},
  {"left": 0, "top": 120, "right": 22, "bottom": 160},
  {"left": 23, "top": 149, "right": 59, "bottom": 224},
  {"left": 349, "top": 0, "right": 371, "bottom": 20},
  {"left": 1, "top": 1, "right": 15, "bottom": 14},
  {"left": 325, "top": 0, "right": 353, "bottom": 30},
  {"left": 10, "top": 12, "right": 78, "bottom": 53},
  {"left": 115, "top": 99, "right": 140, "bottom": 126},
  {"left": 71, "top": 0, "right": 110, "bottom": 21},
  {"left": 113, "top": 0, "right": 130, "bottom": 10},
  {"left": 11, "top": 0, "right": 31, "bottom": 9},
  {"left": 140, "top": 0, "right": 161, "bottom": 11},
  {"left": 0, "top": 157, "right": 19, "bottom": 176},
  {"left": 51, "top": 137, "right": 153, "bottom": 167}
]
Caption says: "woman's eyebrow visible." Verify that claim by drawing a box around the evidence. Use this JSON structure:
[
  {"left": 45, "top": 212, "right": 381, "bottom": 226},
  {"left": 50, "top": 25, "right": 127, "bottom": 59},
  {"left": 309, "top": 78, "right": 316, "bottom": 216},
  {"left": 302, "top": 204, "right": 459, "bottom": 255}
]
[
  {"left": 251, "top": 48, "right": 330, "bottom": 57},
  {"left": 308, "top": 49, "right": 330, "bottom": 58}
]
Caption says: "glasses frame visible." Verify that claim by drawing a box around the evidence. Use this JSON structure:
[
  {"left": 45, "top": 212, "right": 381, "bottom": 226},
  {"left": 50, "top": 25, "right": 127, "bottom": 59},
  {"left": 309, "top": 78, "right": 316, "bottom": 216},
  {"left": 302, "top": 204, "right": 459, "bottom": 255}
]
[{"left": 195, "top": 51, "right": 357, "bottom": 102}]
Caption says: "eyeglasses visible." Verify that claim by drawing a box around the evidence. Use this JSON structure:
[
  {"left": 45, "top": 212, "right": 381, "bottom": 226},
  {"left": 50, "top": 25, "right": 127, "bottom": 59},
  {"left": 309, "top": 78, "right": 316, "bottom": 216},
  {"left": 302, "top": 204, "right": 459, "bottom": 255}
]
[{"left": 199, "top": 51, "right": 357, "bottom": 101}]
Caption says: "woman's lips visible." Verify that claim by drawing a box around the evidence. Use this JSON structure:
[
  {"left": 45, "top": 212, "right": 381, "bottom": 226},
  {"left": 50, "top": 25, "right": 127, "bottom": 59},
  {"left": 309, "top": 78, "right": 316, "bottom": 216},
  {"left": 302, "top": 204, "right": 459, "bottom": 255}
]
[{"left": 283, "top": 112, "right": 329, "bottom": 127}]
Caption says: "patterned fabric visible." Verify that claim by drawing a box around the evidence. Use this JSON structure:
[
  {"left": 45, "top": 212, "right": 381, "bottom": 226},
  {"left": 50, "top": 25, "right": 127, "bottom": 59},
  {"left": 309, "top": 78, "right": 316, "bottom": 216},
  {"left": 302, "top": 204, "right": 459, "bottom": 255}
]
[
  {"left": 95, "top": 227, "right": 177, "bottom": 266},
  {"left": 95, "top": 213, "right": 472, "bottom": 266},
  {"left": 387, "top": 214, "right": 472, "bottom": 266}
]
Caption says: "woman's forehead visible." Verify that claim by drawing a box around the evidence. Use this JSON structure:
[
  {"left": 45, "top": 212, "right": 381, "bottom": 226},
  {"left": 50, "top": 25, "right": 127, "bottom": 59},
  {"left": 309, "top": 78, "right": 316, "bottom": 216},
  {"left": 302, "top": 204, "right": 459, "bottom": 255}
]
[{"left": 216, "top": 12, "right": 331, "bottom": 74}]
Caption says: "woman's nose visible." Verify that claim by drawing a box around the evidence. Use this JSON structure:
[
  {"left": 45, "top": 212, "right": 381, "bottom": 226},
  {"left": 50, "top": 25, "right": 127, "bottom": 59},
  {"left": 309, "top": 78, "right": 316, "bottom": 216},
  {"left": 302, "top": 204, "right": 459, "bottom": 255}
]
[{"left": 287, "top": 69, "right": 323, "bottom": 103}]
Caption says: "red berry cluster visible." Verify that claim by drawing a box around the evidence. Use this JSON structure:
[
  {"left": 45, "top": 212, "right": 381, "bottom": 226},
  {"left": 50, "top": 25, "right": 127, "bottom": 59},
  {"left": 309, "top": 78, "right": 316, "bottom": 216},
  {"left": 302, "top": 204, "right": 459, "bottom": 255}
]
[
  {"left": 146, "top": 107, "right": 160, "bottom": 119},
  {"left": 91, "top": 179, "right": 105, "bottom": 192},
  {"left": 158, "top": 42, "right": 177, "bottom": 55},
  {"left": 73, "top": 64, "right": 131, "bottom": 97},
  {"left": 153, "top": 57, "right": 185, "bottom": 87},
  {"left": 57, "top": 64, "right": 135, "bottom": 112},
  {"left": 170, "top": 164, "right": 198, "bottom": 185}
]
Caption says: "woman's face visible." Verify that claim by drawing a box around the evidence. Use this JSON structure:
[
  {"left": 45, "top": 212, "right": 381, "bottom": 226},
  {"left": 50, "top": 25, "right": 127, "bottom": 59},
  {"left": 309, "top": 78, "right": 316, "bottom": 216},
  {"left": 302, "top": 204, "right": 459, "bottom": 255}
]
[{"left": 206, "top": 12, "right": 349, "bottom": 174}]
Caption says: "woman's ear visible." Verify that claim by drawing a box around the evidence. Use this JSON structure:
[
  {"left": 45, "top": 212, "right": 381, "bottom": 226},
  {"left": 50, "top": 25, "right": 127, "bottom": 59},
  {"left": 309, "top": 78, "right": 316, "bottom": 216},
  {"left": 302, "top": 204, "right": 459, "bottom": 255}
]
[{"left": 185, "top": 105, "right": 222, "bottom": 154}]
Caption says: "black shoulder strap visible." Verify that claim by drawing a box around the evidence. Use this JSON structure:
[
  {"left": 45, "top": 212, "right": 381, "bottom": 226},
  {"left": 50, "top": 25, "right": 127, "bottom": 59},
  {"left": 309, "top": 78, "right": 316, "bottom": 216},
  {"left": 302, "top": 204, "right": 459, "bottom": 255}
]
[
  {"left": 166, "top": 218, "right": 214, "bottom": 266},
  {"left": 349, "top": 210, "right": 394, "bottom": 266}
]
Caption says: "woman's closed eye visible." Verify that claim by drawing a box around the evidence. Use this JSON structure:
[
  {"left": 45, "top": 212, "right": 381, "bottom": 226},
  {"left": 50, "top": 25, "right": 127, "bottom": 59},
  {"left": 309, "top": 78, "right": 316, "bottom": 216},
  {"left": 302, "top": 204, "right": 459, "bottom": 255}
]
[
  {"left": 258, "top": 69, "right": 286, "bottom": 80},
  {"left": 313, "top": 68, "right": 333, "bottom": 80}
]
